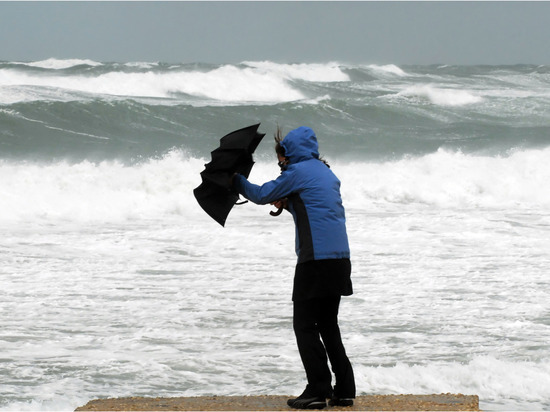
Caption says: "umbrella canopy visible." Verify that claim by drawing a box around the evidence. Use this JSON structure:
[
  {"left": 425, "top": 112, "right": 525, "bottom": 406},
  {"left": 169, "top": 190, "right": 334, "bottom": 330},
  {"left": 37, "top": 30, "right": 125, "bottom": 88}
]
[{"left": 193, "top": 124, "right": 265, "bottom": 226}]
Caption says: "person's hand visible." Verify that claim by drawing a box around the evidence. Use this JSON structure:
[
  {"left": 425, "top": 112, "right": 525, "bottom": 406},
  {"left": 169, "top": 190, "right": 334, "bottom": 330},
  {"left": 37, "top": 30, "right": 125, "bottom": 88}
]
[{"left": 270, "top": 198, "right": 288, "bottom": 210}]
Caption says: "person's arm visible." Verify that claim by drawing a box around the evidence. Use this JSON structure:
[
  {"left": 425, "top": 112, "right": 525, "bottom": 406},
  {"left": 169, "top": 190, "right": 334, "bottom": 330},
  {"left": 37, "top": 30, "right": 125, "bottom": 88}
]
[{"left": 233, "top": 170, "right": 296, "bottom": 205}]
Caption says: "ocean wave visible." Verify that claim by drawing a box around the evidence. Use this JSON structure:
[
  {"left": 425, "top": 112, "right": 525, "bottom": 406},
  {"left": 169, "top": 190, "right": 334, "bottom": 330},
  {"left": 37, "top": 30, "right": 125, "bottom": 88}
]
[
  {"left": 23, "top": 58, "right": 103, "bottom": 70},
  {"left": 0, "top": 61, "right": 350, "bottom": 105},
  {"left": 171, "top": 64, "right": 304, "bottom": 102},
  {"left": 367, "top": 64, "right": 408, "bottom": 77},
  {"left": 2, "top": 147, "right": 548, "bottom": 224},
  {"left": 395, "top": 85, "right": 482, "bottom": 106},
  {"left": 2, "top": 357, "right": 548, "bottom": 410},
  {"left": 354, "top": 357, "right": 550, "bottom": 410},
  {"left": 122, "top": 61, "right": 160, "bottom": 69},
  {"left": 243, "top": 61, "right": 350, "bottom": 82},
  {"left": 336, "top": 147, "right": 550, "bottom": 210},
  {"left": 0, "top": 63, "right": 305, "bottom": 104},
  {"left": 0, "top": 151, "right": 202, "bottom": 224},
  {"left": 1, "top": 61, "right": 550, "bottom": 162},
  {"left": 2, "top": 60, "right": 550, "bottom": 112}
]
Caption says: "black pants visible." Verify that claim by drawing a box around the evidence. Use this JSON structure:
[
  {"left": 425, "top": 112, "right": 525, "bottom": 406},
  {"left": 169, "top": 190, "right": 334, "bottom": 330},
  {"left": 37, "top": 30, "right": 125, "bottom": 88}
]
[{"left": 293, "top": 295, "right": 355, "bottom": 399}]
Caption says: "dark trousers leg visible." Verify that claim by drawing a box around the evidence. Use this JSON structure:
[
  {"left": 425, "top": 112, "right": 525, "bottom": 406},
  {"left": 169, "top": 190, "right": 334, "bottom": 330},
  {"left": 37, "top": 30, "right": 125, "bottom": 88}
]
[
  {"left": 317, "top": 296, "right": 356, "bottom": 398},
  {"left": 293, "top": 296, "right": 355, "bottom": 398}
]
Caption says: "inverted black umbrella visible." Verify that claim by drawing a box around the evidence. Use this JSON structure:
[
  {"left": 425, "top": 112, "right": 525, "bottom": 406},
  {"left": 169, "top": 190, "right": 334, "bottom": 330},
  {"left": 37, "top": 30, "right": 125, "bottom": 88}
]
[{"left": 193, "top": 124, "right": 265, "bottom": 226}]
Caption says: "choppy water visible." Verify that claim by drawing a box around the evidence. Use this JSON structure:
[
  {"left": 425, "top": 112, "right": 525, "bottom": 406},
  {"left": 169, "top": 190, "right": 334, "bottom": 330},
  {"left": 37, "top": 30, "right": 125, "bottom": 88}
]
[{"left": 1, "top": 59, "right": 550, "bottom": 410}]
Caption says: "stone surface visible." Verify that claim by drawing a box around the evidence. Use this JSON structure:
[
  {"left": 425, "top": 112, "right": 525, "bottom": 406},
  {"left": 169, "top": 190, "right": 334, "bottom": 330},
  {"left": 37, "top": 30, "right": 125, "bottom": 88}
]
[{"left": 76, "top": 393, "right": 479, "bottom": 411}]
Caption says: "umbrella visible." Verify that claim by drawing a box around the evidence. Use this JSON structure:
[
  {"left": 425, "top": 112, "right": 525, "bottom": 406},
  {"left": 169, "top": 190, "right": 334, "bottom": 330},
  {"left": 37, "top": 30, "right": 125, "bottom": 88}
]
[{"left": 193, "top": 123, "right": 265, "bottom": 226}]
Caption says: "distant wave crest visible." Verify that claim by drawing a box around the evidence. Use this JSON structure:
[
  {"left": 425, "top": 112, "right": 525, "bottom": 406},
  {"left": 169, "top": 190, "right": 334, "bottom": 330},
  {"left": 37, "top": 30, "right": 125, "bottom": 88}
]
[
  {"left": 24, "top": 58, "right": 103, "bottom": 69},
  {"left": 1, "top": 60, "right": 336, "bottom": 104},
  {"left": 243, "top": 61, "right": 350, "bottom": 82},
  {"left": 396, "top": 85, "right": 482, "bottom": 106},
  {"left": 367, "top": 64, "right": 408, "bottom": 76}
]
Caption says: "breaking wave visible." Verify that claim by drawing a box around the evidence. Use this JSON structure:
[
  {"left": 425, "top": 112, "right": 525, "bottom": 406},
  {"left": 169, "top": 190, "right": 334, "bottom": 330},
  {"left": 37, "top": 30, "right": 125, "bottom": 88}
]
[
  {"left": 367, "top": 64, "right": 409, "bottom": 77},
  {"left": 337, "top": 147, "right": 550, "bottom": 210},
  {"left": 0, "top": 65, "right": 302, "bottom": 103},
  {"left": 355, "top": 357, "right": 550, "bottom": 410},
  {"left": 0, "top": 60, "right": 351, "bottom": 105},
  {"left": 243, "top": 61, "right": 350, "bottom": 82},
  {"left": 395, "top": 85, "right": 483, "bottom": 106},
  {"left": 1, "top": 146, "right": 549, "bottom": 225},
  {"left": 21, "top": 58, "right": 103, "bottom": 69}
]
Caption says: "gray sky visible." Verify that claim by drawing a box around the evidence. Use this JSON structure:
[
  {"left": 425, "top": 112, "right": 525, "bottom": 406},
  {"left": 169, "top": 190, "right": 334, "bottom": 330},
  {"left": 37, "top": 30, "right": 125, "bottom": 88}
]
[{"left": 1, "top": 1, "right": 549, "bottom": 65}]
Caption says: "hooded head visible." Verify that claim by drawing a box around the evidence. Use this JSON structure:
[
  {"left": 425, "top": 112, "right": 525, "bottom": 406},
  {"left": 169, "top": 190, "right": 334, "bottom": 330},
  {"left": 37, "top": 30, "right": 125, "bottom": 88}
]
[{"left": 280, "top": 126, "right": 320, "bottom": 164}]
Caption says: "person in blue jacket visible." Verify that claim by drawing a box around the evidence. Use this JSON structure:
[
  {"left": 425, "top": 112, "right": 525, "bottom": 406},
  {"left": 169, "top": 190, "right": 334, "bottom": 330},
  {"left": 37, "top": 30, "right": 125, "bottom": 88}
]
[{"left": 233, "top": 126, "right": 356, "bottom": 410}]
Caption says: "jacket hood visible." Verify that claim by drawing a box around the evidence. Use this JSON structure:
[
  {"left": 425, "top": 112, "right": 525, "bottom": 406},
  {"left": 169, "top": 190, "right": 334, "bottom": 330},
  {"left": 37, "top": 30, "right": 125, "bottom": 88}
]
[{"left": 280, "top": 126, "right": 320, "bottom": 164}]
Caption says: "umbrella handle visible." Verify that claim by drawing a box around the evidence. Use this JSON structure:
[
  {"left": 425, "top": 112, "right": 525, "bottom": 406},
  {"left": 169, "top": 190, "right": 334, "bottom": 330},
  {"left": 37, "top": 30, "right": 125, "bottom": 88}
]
[{"left": 269, "top": 207, "right": 284, "bottom": 217}]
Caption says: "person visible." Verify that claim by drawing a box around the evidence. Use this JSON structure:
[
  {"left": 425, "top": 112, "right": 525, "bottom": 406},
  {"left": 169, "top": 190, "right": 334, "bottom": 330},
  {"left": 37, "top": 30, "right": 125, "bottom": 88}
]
[{"left": 232, "top": 126, "right": 356, "bottom": 410}]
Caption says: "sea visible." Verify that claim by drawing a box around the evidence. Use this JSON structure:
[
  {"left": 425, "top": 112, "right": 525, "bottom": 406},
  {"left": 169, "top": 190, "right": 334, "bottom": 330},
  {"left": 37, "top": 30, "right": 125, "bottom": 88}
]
[{"left": 1, "top": 59, "right": 549, "bottom": 411}]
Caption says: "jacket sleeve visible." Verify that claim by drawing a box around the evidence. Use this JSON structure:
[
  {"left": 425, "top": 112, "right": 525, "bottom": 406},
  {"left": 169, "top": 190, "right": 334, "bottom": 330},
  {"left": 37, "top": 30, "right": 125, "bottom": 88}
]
[{"left": 233, "top": 170, "right": 297, "bottom": 205}]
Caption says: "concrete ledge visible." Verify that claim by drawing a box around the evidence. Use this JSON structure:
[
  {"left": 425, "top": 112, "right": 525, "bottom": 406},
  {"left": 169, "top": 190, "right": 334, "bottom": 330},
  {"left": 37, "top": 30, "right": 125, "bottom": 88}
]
[{"left": 76, "top": 393, "right": 480, "bottom": 411}]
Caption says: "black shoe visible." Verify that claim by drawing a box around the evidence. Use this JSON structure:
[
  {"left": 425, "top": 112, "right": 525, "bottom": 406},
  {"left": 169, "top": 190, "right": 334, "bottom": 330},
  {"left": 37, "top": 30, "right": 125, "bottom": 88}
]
[
  {"left": 287, "top": 396, "right": 327, "bottom": 410},
  {"left": 328, "top": 397, "right": 354, "bottom": 407}
]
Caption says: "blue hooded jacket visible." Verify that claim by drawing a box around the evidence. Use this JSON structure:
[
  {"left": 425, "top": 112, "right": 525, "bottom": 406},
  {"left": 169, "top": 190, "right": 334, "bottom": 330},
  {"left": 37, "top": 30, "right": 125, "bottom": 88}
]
[{"left": 234, "top": 126, "right": 350, "bottom": 264}]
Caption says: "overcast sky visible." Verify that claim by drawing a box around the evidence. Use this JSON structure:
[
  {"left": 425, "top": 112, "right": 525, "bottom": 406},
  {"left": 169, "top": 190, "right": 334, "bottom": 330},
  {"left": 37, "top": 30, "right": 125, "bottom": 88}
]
[{"left": 1, "top": 1, "right": 549, "bottom": 65}]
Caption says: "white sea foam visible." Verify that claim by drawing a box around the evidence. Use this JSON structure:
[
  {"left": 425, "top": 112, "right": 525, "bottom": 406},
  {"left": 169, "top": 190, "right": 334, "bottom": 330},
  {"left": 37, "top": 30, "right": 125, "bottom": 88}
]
[
  {"left": 337, "top": 147, "right": 550, "bottom": 210},
  {"left": 243, "top": 61, "right": 350, "bottom": 82},
  {"left": 368, "top": 64, "right": 408, "bottom": 77},
  {"left": 0, "top": 64, "right": 304, "bottom": 104},
  {"left": 354, "top": 358, "right": 550, "bottom": 410},
  {"left": 0, "top": 84, "right": 92, "bottom": 105},
  {"left": 122, "top": 61, "right": 160, "bottom": 69},
  {"left": 1, "top": 147, "right": 549, "bottom": 226},
  {"left": 396, "top": 85, "right": 482, "bottom": 106},
  {"left": 168, "top": 64, "right": 305, "bottom": 102},
  {"left": 23, "top": 58, "right": 103, "bottom": 69},
  {"left": 2, "top": 148, "right": 550, "bottom": 411},
  {"left": 3, "top": 357, "right": 550, "bottom": 410},
  {"left": 0, "top": 151, "right": 203, "bottom": 224}
]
